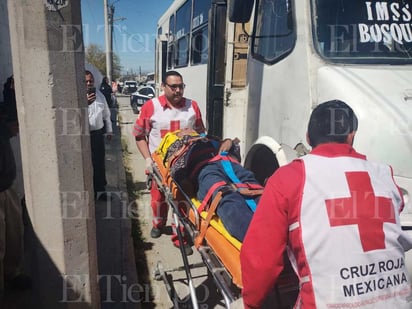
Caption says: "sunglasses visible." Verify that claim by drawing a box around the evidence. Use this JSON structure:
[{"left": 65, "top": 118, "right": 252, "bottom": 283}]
[{"left": 165, "top": 83, "right": 186, "bottom": 91}]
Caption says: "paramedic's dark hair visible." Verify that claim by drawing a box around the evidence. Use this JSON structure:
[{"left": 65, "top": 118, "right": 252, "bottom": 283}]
[
  {"left": 307, "top": 100, "right": 358, "bottom": 148},
  {"left": 162, "top": 70, "right": 183, "bottom": 84}
]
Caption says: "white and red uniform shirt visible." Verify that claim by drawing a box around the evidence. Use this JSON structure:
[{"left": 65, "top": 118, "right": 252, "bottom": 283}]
[
  {"left": 241, "top": 143, "right": 412, "bottom": 309},
  {"left": 132, "top": 95, "right": 204, "bottom": 153}
]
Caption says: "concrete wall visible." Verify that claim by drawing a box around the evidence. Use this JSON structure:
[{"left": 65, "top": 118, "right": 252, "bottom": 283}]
[
  {"left": 0, "top": 0, "right": 24, "bottom": 201},
  {"left": 2, "top": 0, "right": 100, "bottom": 307}
]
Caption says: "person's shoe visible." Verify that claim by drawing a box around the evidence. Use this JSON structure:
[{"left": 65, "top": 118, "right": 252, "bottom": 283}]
[
  {"left": 6, "top": 273, "right": 32, "bottom": 290},
  {"left": 150, "top": 227, "right": 162, "bottom": 238}
]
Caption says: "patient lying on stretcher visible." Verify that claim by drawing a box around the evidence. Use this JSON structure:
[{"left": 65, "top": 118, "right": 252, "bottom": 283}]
[
  {"left": 195, "top": 138, "right": 262, "bottom": 242},
  {"left": 159, "top": 132, "right": 263, "bottom": 242}
]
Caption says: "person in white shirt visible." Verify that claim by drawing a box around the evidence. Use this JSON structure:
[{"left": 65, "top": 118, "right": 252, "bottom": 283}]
[{"left": 85, "top": 70, "right": 113, "bottom": 200}]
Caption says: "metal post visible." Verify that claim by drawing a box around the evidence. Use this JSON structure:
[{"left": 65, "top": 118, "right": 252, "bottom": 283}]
[{"left": 104, "top": 0, "right": 112, "bottom": 82}]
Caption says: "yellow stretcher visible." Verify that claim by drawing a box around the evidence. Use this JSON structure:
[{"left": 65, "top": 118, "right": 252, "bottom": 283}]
[{"left": 150, "top": 149, "right": 299, "bottom": 308}]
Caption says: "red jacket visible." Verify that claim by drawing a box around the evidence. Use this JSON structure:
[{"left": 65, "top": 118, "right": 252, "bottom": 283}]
[{"left": 241, "top": 143, "right": 409, "bottom": 308}]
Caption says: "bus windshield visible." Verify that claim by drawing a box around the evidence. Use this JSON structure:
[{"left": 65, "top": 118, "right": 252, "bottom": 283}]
[{"left": 313, "top": 0, "right": 412, "bottom": 64}]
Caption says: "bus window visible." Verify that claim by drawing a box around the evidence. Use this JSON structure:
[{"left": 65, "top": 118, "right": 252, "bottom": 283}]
[
  {"left": 168, "top": 14, "right": 175, "bottom": 69},
  {"left": 192, "top": 27, "right": 208, "bottom": 64},
  {"left": 252, "top": 0, "right": 295, "bottom": 64},
  {"left": 168, "top": 43, "right": 175, "bottom": 70},
  {"left": 168, "top": 14, "right": 175, "bottom": 43},
  {"left": 191, "top": 0, "right": 211, "bottom": 65},
  {"left": 176, "top": 36, "right": 189, "bottom": 66},
  {"left": 192, "top": 0, "right": 210, "bottom": 28},
  {"left": 175, "top": 0, "right": 191, "bottom": 67},
  {"left": 313, "top": 0, "right": 412, "bottom": 64}
]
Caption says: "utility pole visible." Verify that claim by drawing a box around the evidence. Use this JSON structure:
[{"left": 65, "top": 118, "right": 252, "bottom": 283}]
[
  {"left": 104, "top": 0, "right": 113, "bottom": 82},
  {"left": 139, "top": 66, "right": 141, "bottom": 82},
  {"left": 104, "top": 2, "right": 125, "bottom": 83},
  {"left": 109, "top": 4, "right": 115, "bottom": 82}
]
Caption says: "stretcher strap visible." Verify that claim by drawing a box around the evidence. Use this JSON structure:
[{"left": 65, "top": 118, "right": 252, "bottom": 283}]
[
  {"left": 234, "top": 182, "right": 264, "bottom": 196},
  {"left": 219, "top": 155, "right": 260, "bottom": 212},
  {"left": 209, "top": 154, "right": 264, "bottom": 192},
  {"left": 208, "top": 153, "right": 239, "bottom": 164},
  {"left": 195, "top": 190, "right": 223, "bottom": 248},
  {"left": 236, "top": 182, "right": 263, "bottom": 190},
  {"left": 197, "top": 181, "right": 227, "bottom": 213},
  {"left": 236, "top": 186, "right": 264, "bottom": 197}
]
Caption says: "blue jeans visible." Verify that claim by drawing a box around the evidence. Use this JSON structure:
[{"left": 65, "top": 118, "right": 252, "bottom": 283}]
[{"left": 197, "top": 161, "right": 260, "bottom": 242}]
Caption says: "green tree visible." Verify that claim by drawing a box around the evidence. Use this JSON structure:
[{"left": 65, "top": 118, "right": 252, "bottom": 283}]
[{"left": 85, "top": 44, "right": 122, "bottom": 80}]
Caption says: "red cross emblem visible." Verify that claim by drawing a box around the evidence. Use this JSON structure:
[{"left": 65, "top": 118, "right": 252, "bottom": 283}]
[
  {"left": 160, "top": 120, "right": 181, "bottom": 138},
  {"left": 325, "top": 171, "right": 396, "bottom": 252}
]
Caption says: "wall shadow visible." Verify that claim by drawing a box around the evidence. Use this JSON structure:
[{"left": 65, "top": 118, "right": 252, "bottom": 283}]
[{"left": 2, "top": 203, "right": 92, "bottom": 309}]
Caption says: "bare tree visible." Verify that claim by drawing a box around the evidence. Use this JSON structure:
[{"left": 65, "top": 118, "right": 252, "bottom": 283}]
[{"left": 85, "top": 44, "right": 122, "bottom": 80}]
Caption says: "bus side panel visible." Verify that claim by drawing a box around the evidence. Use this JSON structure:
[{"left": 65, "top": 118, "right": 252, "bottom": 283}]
[{"left": 248, "top": 1, "right": 314, "bottom": 151}]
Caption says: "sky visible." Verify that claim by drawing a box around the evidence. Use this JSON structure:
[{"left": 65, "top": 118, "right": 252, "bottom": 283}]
[{"left": 81, "top": 0, "right": 174, "bottom": 75}]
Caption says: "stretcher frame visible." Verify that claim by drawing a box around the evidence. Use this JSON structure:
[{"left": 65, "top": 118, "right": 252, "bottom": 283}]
[
  {"left": 149, "top": 152, "right": 299, "bottom": 309},
  {"left": 150, "top": 153, "right": 244, "bottom": 308}
]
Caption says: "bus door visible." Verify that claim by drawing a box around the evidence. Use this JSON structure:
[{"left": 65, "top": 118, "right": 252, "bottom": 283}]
[
  {"left": 155, "top": 39, "right": 167, "bottom": 96},
  {"left": 206, "top": 0, "right": 226, "bottom": 137}
]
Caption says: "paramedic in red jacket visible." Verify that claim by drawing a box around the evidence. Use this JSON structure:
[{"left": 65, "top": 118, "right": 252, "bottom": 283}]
[
  {"left": 241, "top": 100, "right": 412, "bottom": 308},
  {"left": 132, "top": 70, "right": 205, "bottom": 254}
]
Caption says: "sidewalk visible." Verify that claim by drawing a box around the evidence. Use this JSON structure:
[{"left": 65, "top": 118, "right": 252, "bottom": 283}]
[{"left": 95, "top": 106, "right": 140, "bottom": 309}]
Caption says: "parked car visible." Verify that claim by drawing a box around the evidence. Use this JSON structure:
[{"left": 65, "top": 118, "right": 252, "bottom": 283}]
[
  {"left": 130, "top": 85, "right": 155, "bottom": 114},
  {"left": 122, "top": 80, "right": 138, "bottom": 95},
  {"left": 117, "top": 81, "right": 123, "bottom": 94}
]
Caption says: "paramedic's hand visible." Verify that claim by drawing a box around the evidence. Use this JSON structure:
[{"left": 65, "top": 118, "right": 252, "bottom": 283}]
[
  {"left": 145, "top": 157, "right": 153, "bottom": 174},
  {"left": 145, "top": 157, "right": 153, "bottom": 190}
]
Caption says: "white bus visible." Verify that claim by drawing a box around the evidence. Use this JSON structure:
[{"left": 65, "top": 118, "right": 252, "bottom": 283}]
[
  {"left": 156, "top": 0, "right": 412, "bottom": 228},
  {"left": 155, "top": 0, "right": 211, "bottom": 107}
]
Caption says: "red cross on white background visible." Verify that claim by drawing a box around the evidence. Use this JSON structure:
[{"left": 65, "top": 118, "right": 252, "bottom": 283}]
[
  {"left": 325, "top": 171, "right": 396, "bottom": 252},
  {"left": 160, "top": 120, "right": 181, "bottom": 138}
]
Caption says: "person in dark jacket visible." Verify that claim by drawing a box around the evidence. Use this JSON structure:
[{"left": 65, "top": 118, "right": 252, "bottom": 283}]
[
  {"left": 0, "top": 103, "right": 31, "bottom": 299},
  {"left": 99, "top": 76, "right": 113, "bottom": 108},
  {"left": 2, "top": 76, "right": 17, "bottom": 122}
]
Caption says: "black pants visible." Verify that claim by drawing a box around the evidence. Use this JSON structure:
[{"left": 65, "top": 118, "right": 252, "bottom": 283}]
[{"left": 90, "top": 128, "right": 107, "bottom": 194}]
